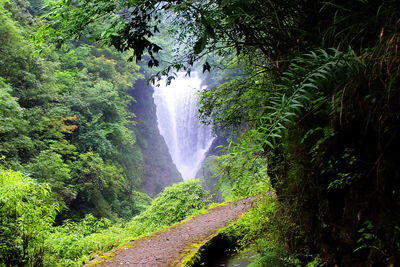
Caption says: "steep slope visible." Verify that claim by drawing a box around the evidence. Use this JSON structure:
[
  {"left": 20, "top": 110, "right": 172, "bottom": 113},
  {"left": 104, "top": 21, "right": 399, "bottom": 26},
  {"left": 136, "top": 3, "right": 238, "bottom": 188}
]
[{"left": 129, "top": 79, "right": 183, "bottom": 197}]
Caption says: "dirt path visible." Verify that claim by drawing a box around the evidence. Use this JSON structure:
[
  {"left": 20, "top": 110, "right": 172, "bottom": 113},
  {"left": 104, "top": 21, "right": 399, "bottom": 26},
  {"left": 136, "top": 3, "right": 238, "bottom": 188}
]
[{"left": 85, "top": 198, "right": 254, "bottom": 267}]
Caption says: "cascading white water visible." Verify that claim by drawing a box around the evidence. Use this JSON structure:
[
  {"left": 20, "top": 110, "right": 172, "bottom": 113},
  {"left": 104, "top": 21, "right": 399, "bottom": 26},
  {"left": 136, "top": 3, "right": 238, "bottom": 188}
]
[{"left": 153, "top": 72, "right": 214, "bottom": 180}]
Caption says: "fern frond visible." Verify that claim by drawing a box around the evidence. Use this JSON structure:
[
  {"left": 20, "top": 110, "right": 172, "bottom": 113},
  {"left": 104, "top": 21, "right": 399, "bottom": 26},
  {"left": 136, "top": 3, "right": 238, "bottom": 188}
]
[{"left": 258, "top": 48, "right": 360, "bottom": 148}]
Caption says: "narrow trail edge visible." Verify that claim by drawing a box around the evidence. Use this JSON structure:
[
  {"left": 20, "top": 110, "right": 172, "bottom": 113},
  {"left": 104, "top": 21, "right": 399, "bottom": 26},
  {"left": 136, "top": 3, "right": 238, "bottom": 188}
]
[{"left": 84, "top": 197, "right": 255, "bottom": 267}]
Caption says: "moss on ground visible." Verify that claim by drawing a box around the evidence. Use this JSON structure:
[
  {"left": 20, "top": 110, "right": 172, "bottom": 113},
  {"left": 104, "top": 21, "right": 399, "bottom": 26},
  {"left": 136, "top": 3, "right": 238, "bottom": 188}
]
[
  {"left": 84, "top": 202, "right": 231, "bottom": 266},
  {"left": 174, "top": 234, "right": 218, "bottom": 267}
]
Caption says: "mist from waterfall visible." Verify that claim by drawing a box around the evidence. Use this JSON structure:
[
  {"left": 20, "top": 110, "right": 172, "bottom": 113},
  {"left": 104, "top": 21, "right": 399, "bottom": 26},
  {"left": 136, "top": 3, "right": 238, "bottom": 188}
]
[{"left": 153, "top": 72, "right": 214, "bottom": 180}]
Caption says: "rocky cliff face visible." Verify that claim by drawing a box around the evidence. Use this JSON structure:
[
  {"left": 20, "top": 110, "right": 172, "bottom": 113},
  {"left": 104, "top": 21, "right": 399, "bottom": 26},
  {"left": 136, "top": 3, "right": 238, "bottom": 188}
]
[
  {"left": 196, "top": 137, "right": 227, "bottom": 202},
  {"left": 129, "top": 79, "right": 183, "bottom": 197}
]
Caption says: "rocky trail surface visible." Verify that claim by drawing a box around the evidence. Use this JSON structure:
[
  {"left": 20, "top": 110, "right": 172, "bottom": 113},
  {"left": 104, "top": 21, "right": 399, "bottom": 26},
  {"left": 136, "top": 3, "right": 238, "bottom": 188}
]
[{"left": 85, "top": 198, "right": 254, "bottom": 267}]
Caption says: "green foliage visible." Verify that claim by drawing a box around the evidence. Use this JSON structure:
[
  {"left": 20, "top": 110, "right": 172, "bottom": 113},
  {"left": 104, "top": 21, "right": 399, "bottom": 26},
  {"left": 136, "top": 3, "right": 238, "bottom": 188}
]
[
  {"left": 354, "top": 220, "right": 380, "bottom": 254},
  {"left": 44, "top": 214, "right": 114, "bottom": 267},
  {"left": 0, "top": 0, "right": 145, "bottom": 221},
  {"left": 39, "top": 0, "right": 325, "bottom": 73},
  {"left": 43, "top": 191, "right": 152, "bottom": 266},
  {"left": 222, "top": 196, "right": 275, "bottom": 248},
  {"left": 38, "top": 0, "right": 160, "bottom": 62},
  {"left": 0, "top": 86, "right": 32, "bottom": 166},
  {"left": 0, "top": 2, "right": 212, "bottom": 266},
  {"left": 25, "top": 150, "right": 74, "bottom": 207},
  {"left": 211, "top": 131, "right": 272, "bottom": 200},
  {"left": 0, "top": 178, "right": 207, "bottom": 266},
  {"left": 42, "top": 180, "right": 208, "bottom": 266},
  {"left": 0, "top": 168, "right": 58, "bottom": 266},
  {"left": 2, "top": 0, "right": 400, "bottom": 266},
  {"left": 0, "top": 11, "right": 154, "bottom": 267},
  {"left": 199, "top": 66, "right": 271, "bottom": 131},
  {"left": 197, "top": 5, "right": 400, "bottom": 263},
  {"left": 69, "top": 152, "right": 125, "bottom": 219},
  {"left": 220, "top": 195, "right": 294, "bottom": 267},
  {"left": 138, "top": 179, "right": 211, "bottom": 227},
  {"left": 196, "top": 1, "right": 400, "bottom": 265},
  {"left": 257, "top": 49, "right": 360, "bottom": 148}
]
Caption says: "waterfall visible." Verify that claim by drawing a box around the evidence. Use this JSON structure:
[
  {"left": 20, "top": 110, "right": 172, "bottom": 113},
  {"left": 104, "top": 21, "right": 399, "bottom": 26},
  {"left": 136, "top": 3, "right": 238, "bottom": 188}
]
[{"left": 153, "top": 72, "right": 214, "bottom": 180}]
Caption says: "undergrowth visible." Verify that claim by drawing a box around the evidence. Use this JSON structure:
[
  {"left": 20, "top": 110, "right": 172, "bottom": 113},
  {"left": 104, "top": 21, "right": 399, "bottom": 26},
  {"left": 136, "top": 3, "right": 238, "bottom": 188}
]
[
  {"left": 40, "top": 179, "right": 211, "bottom": 266},
  {"left": 219, "top": 193, "right": 323, "bottom": 267}
]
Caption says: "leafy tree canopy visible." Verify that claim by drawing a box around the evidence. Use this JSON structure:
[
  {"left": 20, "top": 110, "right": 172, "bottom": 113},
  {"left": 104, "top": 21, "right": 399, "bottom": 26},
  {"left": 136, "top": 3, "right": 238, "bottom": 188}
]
[
  {"left": 40, "top": 0, "right": 399, "bottom": 77},
  {"left": 0, "top": 0, "right": 145, "bottom": 221}
]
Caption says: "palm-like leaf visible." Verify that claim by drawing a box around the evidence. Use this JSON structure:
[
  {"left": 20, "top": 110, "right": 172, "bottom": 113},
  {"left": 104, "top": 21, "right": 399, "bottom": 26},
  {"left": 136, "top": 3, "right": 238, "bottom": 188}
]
[{"left": 259, "top": 49, "right": 360, "bottom": 148}]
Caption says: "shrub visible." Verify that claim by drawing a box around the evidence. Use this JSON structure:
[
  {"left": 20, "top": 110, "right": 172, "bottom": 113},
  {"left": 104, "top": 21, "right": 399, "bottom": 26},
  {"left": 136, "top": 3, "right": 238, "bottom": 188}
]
[
  {"left": 0, "top": 168, "right": 58, "bottom": 266},
  {"left": 138, "top": 179, "right": 211, "bottom": 227}
]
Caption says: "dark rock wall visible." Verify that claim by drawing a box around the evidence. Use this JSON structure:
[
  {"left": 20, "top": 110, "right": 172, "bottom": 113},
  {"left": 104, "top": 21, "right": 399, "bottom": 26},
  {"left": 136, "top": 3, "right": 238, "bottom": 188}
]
[{"left": 129, "top": 79, "right": 183, "bottom": 197}]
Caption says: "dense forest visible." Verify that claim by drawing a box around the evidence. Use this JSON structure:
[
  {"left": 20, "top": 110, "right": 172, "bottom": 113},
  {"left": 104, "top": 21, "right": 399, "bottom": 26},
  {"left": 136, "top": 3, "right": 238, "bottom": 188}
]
[{"left": 1, "top": 0, "right": 400, "bottom": 266}]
